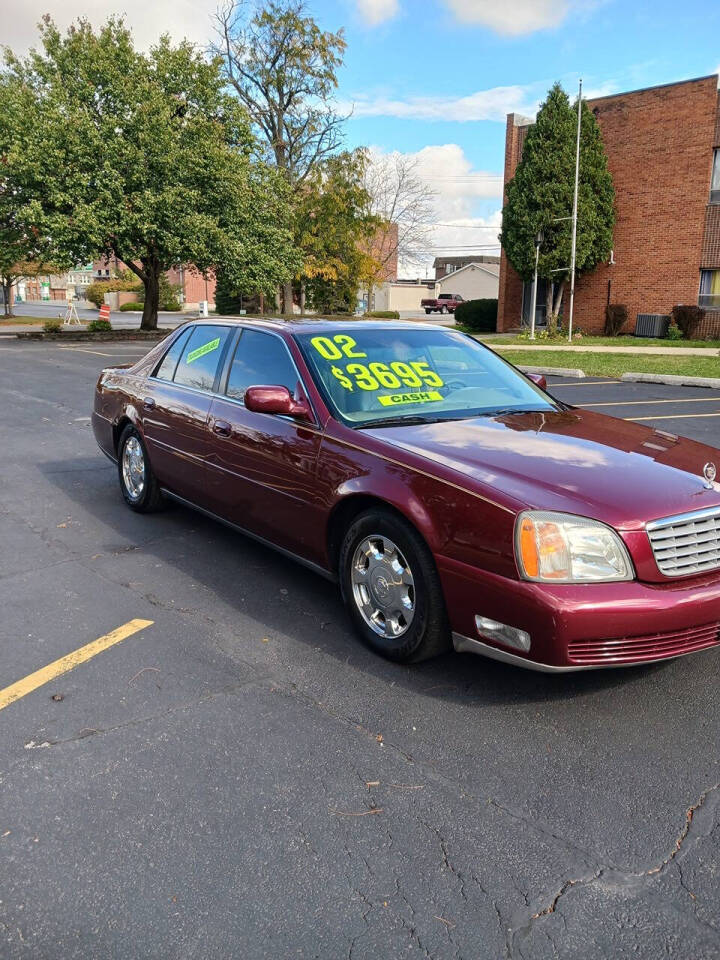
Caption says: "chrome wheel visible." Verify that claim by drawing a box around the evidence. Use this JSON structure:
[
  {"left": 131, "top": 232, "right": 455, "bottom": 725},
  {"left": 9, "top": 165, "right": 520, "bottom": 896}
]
[
  {"left": 351, "top": 535, "right": 415, "bottom": 638},
  {"left": 121, "top": 435, "right": 146, "bottom": 501}
]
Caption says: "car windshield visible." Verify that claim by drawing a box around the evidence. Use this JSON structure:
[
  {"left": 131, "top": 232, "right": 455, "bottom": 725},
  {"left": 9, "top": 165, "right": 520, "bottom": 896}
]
[{"left": 295, "top": 327, "right": 560, "bottom": 427}]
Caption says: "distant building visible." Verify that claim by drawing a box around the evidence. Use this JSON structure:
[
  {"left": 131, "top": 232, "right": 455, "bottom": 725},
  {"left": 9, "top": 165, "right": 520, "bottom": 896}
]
[
  {"left": 498, "top": 75, "right": 720, "bottom": 336},
  {"left": 433, "top": 254, "right": 499, "bottom": 281},
  {"left": 435, "top": 261, "right": 499, "bottom": 301}
]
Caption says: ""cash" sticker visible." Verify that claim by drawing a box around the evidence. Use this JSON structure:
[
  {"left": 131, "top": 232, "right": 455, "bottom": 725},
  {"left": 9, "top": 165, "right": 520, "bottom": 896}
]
[{"left": 377, "top": 391, "right": 443, "bottom": 407}]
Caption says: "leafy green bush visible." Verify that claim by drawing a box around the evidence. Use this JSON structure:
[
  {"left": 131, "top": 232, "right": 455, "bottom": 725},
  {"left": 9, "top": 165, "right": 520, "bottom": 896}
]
[
  {"left": 158, "top": 273, "right": 182, "bottom": 311},
  {"left": 666, "top": 321, "right": 684, "bottom": 341},
  {"left": 119, "top": 302, "right": 144, "bottom": 312},
  {"left": 454, "top": 298, "right": 498, "bottom": 332},
  {"left": 43, "top": 318, "right": 62, "bottom": 333},
  {"left": 604, "top": 303, "right": 627, "bottom": 336},
  {"left": 365, "top": 310, "right": 399, "bottom": 319},
  {"left": 86, "top": 270, "right": 142, "bottom": 307},
  {"left": 671, "top": 304, "right": 701, "bottom": 340},
  {"left": 87, "top": 318, "right": 112, "bottom": 332}
]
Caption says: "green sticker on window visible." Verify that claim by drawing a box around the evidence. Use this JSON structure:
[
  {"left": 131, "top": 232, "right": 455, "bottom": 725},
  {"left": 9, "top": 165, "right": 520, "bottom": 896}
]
[{"left": 186, "top": 337, "right": 220, "bottom": 365}]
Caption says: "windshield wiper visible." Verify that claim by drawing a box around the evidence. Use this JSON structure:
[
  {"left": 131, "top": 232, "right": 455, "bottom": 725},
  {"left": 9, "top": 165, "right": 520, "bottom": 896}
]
[{"left": 355, "top": 414, "right": 463, "bottom": 429}]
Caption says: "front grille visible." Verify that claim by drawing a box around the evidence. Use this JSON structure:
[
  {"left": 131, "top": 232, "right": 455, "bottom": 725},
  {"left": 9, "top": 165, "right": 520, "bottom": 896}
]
[
  {"left": 647, "top": 507, "right": 720, "bottom": 577},
  {"left": 568, "top": 622, "right": 720, "bottom": 665}
]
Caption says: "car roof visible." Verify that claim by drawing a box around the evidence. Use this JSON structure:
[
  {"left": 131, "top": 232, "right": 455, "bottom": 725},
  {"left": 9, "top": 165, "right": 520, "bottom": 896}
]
[{"left": 191, "top": 316, "right": 445, "bottom": 335}]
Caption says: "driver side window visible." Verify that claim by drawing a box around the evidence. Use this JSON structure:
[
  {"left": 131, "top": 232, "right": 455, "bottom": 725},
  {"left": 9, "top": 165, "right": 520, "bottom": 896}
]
[{"left": 226, "top": 329, "right": 299, "bottom": 401}]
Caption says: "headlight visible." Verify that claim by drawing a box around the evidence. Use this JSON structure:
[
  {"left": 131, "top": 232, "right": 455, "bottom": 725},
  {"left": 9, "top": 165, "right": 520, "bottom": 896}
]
[{"left": 515, "top": 511, "right": 634, "bottom": 583}]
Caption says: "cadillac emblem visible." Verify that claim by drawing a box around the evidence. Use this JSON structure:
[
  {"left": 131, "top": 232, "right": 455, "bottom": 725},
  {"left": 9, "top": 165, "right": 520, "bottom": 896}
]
[{"left": 703, "top": 462, "right": 717, "bottom": 490}]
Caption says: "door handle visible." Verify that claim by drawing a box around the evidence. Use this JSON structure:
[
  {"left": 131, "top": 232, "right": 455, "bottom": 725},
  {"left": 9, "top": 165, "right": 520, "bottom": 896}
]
[
  {"left": 212, "top": 419, "right": 232, "bottom": 437},
  {"left": 143, "top": 397, "right": 156, "bottom": 410}
]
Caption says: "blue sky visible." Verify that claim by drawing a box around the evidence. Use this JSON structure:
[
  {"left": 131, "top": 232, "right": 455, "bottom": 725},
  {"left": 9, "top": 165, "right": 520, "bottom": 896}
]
[{"left": 7, "top": 0, "right": 720, "bottom": 270}]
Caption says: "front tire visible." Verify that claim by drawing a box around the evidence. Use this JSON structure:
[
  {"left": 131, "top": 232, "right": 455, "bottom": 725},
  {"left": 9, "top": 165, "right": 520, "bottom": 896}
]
[
  {"left": 339, "top": 509, "right": 450, "bottom": 663},
  {"left": 117, "top": 424, "right": 164, "bottom": 513}
]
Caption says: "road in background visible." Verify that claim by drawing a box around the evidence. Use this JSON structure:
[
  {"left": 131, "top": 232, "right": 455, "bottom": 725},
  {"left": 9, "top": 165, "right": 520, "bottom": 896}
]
[
  {"left": 0, "top": 343, "right": 718, "bottom": 959},
  {"left": 7, "top": 300, "right": 186, "bottom": 328}
]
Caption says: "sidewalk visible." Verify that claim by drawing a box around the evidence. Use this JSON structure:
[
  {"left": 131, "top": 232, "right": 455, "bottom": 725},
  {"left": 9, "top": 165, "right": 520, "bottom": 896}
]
[{"left": 486, "top": 342, "right": 720, "bottom": 357}]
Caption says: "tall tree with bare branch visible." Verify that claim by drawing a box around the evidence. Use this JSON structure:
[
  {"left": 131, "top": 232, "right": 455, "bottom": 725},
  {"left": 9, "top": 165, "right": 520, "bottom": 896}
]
[
  {"left": 362, "top": 151, "right": 436, "bottom": 306},
  {"left": 212, "top": 0, "right": 346, "bottom": 314}
]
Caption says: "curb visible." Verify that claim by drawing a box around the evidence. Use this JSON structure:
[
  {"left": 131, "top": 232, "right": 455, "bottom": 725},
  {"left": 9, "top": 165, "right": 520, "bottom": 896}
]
[
  {"left": 16, "top": 330, "right": 171, "bottom": 342},
  {"left": 621, "top": 372, "right": 720, "bottom": 389},
  {"left": 516, "top": 364, "right": 586, "bottom": 379}
]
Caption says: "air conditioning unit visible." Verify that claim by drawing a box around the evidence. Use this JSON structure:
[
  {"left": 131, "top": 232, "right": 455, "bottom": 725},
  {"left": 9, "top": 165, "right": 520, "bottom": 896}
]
[{"left": 635, "top": 313, "right": 670, "bottom": 338}]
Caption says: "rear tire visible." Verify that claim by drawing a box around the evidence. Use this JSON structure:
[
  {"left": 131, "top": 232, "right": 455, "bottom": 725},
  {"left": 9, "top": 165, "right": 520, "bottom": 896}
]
[
  {"left": 425, "top": 309, "right": 432, "bottom": 315},
  {"left": 339, "top": 508, "right": 450, "bottom": 663},
  {"left": 117, "top": 424, "right": 164, "bottom": 513}
]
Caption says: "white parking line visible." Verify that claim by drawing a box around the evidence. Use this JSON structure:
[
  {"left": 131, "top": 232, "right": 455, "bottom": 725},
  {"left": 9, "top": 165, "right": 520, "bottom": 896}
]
[
  {"left": 627, "top": 412, "right": 720, "bottom": 421},
  {"left": 583, "top": 398, "right": 720, "bottom": 407}
]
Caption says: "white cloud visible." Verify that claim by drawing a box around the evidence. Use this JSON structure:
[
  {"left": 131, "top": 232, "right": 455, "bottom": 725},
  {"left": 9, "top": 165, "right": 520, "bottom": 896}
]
[
  {"left": 344, "top": 83, "right": 537, "bottom": 123},
  {"left": 355, "top": 0, "right": 399, "bottom": 26},
  {"left": 1, "top": 0, "right": 216, "bottom": 55},
  {"left": 368, "top": 144, "right": 503, "bottom": 273},
  {"left": 440, "top": 0, "right": 591, "bottom": 35}
]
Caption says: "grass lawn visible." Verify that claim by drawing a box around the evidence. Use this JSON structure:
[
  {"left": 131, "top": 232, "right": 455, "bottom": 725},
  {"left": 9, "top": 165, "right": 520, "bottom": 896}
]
[
  {"left": 494, "top": 349, "right": 720, "bottom": 379},
  {"left": 476, "top": 333, "right": 720, "bottom": 349},
  {"left": 0, "top": 316, "right": 49, "bottom": 325}
]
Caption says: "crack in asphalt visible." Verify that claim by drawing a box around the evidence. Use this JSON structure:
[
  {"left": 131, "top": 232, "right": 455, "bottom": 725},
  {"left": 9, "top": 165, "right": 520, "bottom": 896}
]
[{"left": 506, "top": 781, "right": 720, "bottom": 957}]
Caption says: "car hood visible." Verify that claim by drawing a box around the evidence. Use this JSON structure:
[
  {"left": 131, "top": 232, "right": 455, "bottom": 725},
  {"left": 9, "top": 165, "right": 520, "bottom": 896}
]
[{"left": 365, "top": 409, "right": 720, "bottom": 529}]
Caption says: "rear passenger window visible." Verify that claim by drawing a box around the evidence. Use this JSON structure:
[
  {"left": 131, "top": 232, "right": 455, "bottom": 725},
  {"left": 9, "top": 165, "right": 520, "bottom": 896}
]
[
  {"left": 155, "top": 329, "right": 191, "bottom": 381},
  {"left": 173, "top": 325, "right": 232, "bottom": 392},
  {"left": 226, "top": 329, "right": 299, "bottom": 401}
]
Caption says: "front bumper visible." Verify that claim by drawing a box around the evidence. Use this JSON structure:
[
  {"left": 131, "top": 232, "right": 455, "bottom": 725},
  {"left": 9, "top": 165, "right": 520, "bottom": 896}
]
[{"left": 437, "top": 555, "right": 720, "bottom": 670}]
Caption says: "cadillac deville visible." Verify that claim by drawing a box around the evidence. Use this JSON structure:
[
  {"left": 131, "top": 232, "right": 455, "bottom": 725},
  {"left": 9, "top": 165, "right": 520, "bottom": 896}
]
[{"left": 92, "top": 318, "right": 720, "bottom": 671}]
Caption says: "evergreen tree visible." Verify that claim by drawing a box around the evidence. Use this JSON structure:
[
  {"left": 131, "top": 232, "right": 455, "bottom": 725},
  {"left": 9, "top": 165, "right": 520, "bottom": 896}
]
[{"left": 501, "top": 83, "right": 615, "bottom": 331}]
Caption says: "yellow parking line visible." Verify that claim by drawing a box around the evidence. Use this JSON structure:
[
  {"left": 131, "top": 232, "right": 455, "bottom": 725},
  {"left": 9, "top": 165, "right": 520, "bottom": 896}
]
[
  {"left": 585, "top": 398, "right": 720, "bottom": 407},
  {"left": 0, "top": 619, "right": 153, "bottom": 712},
  {"left": 626, "top": 413, "right": 720, "bottom": 421},
  {"left": 57, "top": 347, "right": 115, "bottom": 357}
]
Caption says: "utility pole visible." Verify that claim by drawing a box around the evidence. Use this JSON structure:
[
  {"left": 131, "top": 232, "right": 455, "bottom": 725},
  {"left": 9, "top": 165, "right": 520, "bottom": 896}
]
[{"left": 567, "top": 78, "right": 582, "bottom": 342}]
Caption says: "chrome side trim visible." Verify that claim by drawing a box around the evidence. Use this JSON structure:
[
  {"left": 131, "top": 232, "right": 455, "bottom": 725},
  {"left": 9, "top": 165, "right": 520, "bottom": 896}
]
[
  {"left": 160, "top": 488, "right": 337, "bottom": 583},
  {"left": 450, "top": 632, "right": 688, "bottom": 672}
]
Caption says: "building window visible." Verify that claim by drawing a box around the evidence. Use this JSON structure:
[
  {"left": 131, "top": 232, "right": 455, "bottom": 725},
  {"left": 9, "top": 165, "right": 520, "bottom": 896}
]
[
  {"left": 712, "top": 149, "right": 720, "bottom": 204},
  {"left": 699, "top": 270, "right": 720, "bottom": 310}
]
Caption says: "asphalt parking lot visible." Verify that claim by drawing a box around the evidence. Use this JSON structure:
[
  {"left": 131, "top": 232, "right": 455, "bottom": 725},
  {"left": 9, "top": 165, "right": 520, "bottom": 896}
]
[{"left": 1, "top": 339, "right": 719, "bottom": 960}]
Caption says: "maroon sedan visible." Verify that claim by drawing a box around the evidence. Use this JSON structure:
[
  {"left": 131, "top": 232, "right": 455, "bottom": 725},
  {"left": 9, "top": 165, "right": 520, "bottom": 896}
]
[{"left": 92, "top": 318, "right": 720, "bottom": 671}]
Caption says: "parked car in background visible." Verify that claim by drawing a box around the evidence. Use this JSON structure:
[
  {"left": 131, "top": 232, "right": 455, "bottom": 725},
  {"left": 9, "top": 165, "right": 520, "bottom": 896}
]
[
  {"left": 420, "top": 293, "right": 464, "bottom": 314},
  {"left": 93, "top": 318, "right": 720, "bottom": 672}
]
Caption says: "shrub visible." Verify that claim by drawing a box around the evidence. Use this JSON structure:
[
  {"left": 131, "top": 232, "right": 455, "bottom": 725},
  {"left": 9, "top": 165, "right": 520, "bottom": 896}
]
[
  {"left": 454, "top": 298, "right": 498, "bottom": 332},
  {"left": 87, "top": 318, "right": 112, "bottom": 332},
  {"left": 365, "top": 310, "right": 399, "bottom": 319},
  {"left": 43, "top": 318, "right": 62, "bottom": 333},
  {"left": 119, "top": 301, "right": 144, "bottom": 312},
  {"left": 671, "top": 304, "right": 701, "bottom": 340},
  {"left": 604, "top": 303, "right": 628, "bottom": 336},
  {"left": 666, "top": 321, "right": 684, "bottom": 341},
  {"left": 85, "top": 270, "right": 142, "bottom": 308},
  {"left": 158, "top": 273, "right": 182, "bottom": 311}
]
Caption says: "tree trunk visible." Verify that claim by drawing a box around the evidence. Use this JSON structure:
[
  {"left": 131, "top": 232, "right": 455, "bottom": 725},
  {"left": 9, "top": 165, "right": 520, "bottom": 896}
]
[
  {"left": 282, "top": 280, "right": 294, "bottom": 316},
  {"left": 275, "top": 287, "right": 282, "bottom": 313},
  {"left": 545, "top": 283, "right": 554, "bottom": 334},
  {"left": 141, "top": 266, "right": 160, "bottom": 331},
  {"left": 553, "top": 278, "right": 566, "bottom": 321},
  {"left": 1, "top": 281, "right": 13, "bottom": 318},
  {"left": 259, "top": 292, "right": 265, "bottom": 315},
  {"left": 299, "top": 283, "right": 306, "bottom": 314}
]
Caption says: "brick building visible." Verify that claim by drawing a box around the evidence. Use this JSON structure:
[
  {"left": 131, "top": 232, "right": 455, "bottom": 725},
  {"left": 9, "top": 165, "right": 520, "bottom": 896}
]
[{"left": 497, "top": 75, "right": 720, "bottom": 336}]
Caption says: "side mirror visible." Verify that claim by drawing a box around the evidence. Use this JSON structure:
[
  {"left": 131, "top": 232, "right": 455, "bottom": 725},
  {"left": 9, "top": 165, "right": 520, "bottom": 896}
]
[
  {"left": 244, "top": 385, "right": 313, "bottom": 422},
  {"left": 526, "top": 373, "right": 547, "bottom": 390}
]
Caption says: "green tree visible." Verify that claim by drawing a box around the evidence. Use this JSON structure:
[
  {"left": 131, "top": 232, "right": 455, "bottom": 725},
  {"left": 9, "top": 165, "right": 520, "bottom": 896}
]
[
  {"left": 297, "top": 150, "right": 380, "bottom": 314},
  {"left": 501, "top": 83, "right": 615, "bottom": 332},
  {"left": 213, "top": 0, "right": 346, "bottom": 314},
  {"left": 2, "top": 17, "right": 299, "bottom": 330}
]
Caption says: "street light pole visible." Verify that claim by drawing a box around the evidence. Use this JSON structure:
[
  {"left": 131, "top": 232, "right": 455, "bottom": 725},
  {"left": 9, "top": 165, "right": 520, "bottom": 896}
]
[
  {"left": 529, "top": 229, "right": 543, "bottom": 340},
  {"left": 567, "top": 78, "right": 582, "bottom": 342}
]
